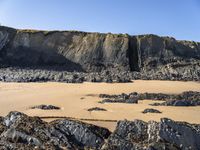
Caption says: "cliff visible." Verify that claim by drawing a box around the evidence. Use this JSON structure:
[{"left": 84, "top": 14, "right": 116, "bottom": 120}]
[{"left": 0, "top": 26, "right": 200, "bottom": 73}]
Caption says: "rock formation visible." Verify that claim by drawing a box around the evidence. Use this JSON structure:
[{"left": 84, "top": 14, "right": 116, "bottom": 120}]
[
  {"left": 0, "top": 111, "right": 200, "bottom": 149},
  {"left": 31, "top": 105, "right": 60, "bottom": 110},
  {"left": 0, "top": 26, "right": 200, "bottom": 81},
  {"left": 99, "top": 91, "right": 200, "bottom": 106},
  {"left": 142, "top": 108, "right": 162, "bottom": 114},
  {"left": 87, "top": 107, "right": 107, "bottom": 112}
]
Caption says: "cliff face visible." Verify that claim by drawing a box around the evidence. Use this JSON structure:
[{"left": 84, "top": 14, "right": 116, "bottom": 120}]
[
  {"left": 0, "top": 26, "right": 199, "bottom": 72},
  {"left": 132, "top": 35, "right": 200, "bottom": 71}
]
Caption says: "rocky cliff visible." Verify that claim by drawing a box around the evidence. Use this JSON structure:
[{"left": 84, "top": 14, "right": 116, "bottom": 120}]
[
  {"left": 0, "top": 26, "right": 130, "bottom": 72},
  {"left": 0, "top": 26, "right": 200, "bottom": 81}
]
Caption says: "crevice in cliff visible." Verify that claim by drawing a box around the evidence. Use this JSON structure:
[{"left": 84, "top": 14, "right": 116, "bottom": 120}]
[{"left": 127, "top": 36, "right": 140, "bottom": 71}]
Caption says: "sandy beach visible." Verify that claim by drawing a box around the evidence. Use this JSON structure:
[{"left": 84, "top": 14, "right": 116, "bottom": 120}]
[{"left": 0, "top": 80, "right": 200, "bottom": 131}]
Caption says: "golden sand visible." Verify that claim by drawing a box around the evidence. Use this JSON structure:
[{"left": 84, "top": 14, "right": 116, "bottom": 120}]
[{"left": 0, "top": 80, "right": 199, "bottom": 131}]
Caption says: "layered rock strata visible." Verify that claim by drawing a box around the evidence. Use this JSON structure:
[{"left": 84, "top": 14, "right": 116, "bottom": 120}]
[{"left": 0, "top": 26, "right": 199, "bottom": 81}]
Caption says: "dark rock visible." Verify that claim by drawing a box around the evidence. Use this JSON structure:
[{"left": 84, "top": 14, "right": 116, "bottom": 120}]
[
  {"left": 139, "top": 92, "right": 173, "bottom": 101},
  {"left": 154, "top": 118, "right": 200, "bottom": 150},
  {"left": 99, "top": 92, "right": 138, "bottom": 99},
  {"left": 101, "top": 133, "right": 137, "bottom": 150},
  {"left": 150, "top": 102, "right": 164, "bottom": 106},
  {"left": 0, "top": 111, "right": 200, "bottom": 149},
  {"left": 101, "top": 97, "right": 138, "bottom": 104},
  {"left": 153, "top": 99, "right": 200, "bottom": 107},
  {"left": 181, "top": 91, "right": 200, "bottom": 101},
  {"left": 0, "top": 111, "right": 111, "bottom": 149},
  {"left": 87, "top": 107, "right": 107, "bottom": 112},
  {"left": 142, "top": 108, "right": 162, "bottom": 114},
  {"left": 102, "top": 119, "right": 148, "bottom": 150},
  {"left": 148, "top": 142, "right": 179, "bottom": 150},
  {"left": 99, "top": 92, "right": 139, "bottom": 104},
  {"left": 100, "top": 91, "right": 200, "bottom": 106},
  {"left": 166, "top": 100, "right": 194, "bottom": 106},
  {"left": 51, "top": 119, "right": 111, "bottom": 149},
  {"left": 2, "top": 111, "right": 74, "bottom": 149},
  {"left": 140, "top": 91, "right": 200, "bottom": 102},
  {"left": 114, "top": 119, "right": 148, "bottom": 143},
  {"left": 0, "top": 26, "right": 200, "bottom": 82},
  {"left": 1, "top": 128, "right": 42, "bottom": 147},
  {"left": 31, "top": 104, "right": 60, "bottom": 110},
  {"left": 0, "top": 117, "right": 6, "bottom": 134},
  {"left": 104, "top": 118, "right": 200, "bottom": 150},
  {"left": 99, "top": 93, "right": 119, "bottom": 99}
]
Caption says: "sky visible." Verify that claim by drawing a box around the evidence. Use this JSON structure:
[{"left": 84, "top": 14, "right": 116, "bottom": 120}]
[{"left": 0, "top": 0, "right": 200, "bottom": 41}]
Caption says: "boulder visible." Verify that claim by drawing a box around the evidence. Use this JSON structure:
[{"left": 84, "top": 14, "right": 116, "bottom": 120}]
[
  {"left": 100, "top": 92, "right": 139, "bottom": 104},
  {"left": 157, "top": 118, "right": 200, "bottom": 149},
  {"left": 100, "top": 98, "right": 138, "bottom": 104},
  {"left": 102, "top": 119, "right": 148, "bottom": 150},
  {"left": 87, "top": 107, "right": 107, "bottom": 112},
  {"left": 104, "top": 118, "right": 200, "bottom": 149},
  {"left": 142, "top": 108, "right": 162, "bottom": 114},
  {"left": 51, "top": 119, "right": 111, "bottom": 149},
  {"left": 31, "top": 104, "right": 60, "bottom": 110}
]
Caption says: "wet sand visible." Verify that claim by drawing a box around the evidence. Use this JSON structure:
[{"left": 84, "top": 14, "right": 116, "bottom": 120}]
[{"left": 0, "top": 80, "right": 200, "bottom": 131}]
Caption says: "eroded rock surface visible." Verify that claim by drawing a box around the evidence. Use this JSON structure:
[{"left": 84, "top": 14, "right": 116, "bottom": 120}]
[
  {"left": 0, "top": 111, "right": 200, "bottom": 149},
  {"left": 99, "top": 91, "right": 200, "bottom": 106},
  {"left": 31, "top": 104, "right": 60, "bottom": 110},
  {"left": 0, "top": 26, "right": 200, "bottom": 82},
  {"left": 142, "top": 108, "right": 162, "bottom": 114},
  {"left": 102, "top": 118, "right": 200, "bottom": 150},
  {"left": 0, "top": 111, "right": 111, "bottom": 149}
]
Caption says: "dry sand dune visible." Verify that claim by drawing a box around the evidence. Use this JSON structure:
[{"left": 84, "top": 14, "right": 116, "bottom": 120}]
[{"left": 0, "top": 80, "right": 200, "bottom": 131}]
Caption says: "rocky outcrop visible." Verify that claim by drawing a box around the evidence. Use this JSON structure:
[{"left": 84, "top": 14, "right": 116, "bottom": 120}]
[
  {"left": 51, "top": 119, "right": 110, "bottom": 149},
  {"left": 87, "top": 107, "right": 107, "bottom": 112},
  {"left": 99, "top": 91, "right": 200, "bottom": 106},
  {"left": 0, "top": 111, "right": 200, "bottom": 149},
  {"left": 0, "top": 67, "right": 133, "bottom": 83},
  {"left": 100, "top": 97, "right": 138, "bottom": 104},
  {"left": 144, "top": 91, "right": 200, "bottom": 106},
  {"left": 103, "top": 118, "right": 200, "bottom": 150},
  {"left": 30, "top": 104, "right": 60, "bottom": 110},
  {"left": 102, "top": 119, "right": 149, "bottom": 150},
  {"left": 0, "top": 26, "right": 199, "bottom": 81},
  {"left": 152, "top": 99, "right": 200, "bottom": 106},
  {"left": 100, "top": 92, "right": 139, "bottom": 104},
  {"left": 142, "top": 108, "right": 162, "bottom": 114},
  {"left": 0, "top": 111, "right": 111, "bottom": 149}
]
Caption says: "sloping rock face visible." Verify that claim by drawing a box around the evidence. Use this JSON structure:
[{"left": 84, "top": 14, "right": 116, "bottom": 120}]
[
  {"left": 0, "top": 26, "right": 130, "bottom": 72},
  {"left": 0, "top": 111, "right": 200, "bottom": 149},
  {"left": 103, "top": 118, "right": 200, "bottom": 150},
  {"left": 135, "top": 35, "right": 200, "bottom": 69},
  {"left": 0, "top": 111, "right": 111, "bottom": 149},
  {"left": 0, "top": 26, "right": 200, "bottom": 80},
  {"left": 135, "top": 35, "right": 200, "bottom": 81}
]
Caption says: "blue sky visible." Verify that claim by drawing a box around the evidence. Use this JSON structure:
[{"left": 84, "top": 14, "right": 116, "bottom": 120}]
[{"left": 0, "top": 0, "right": 200, "bottom": 41}]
